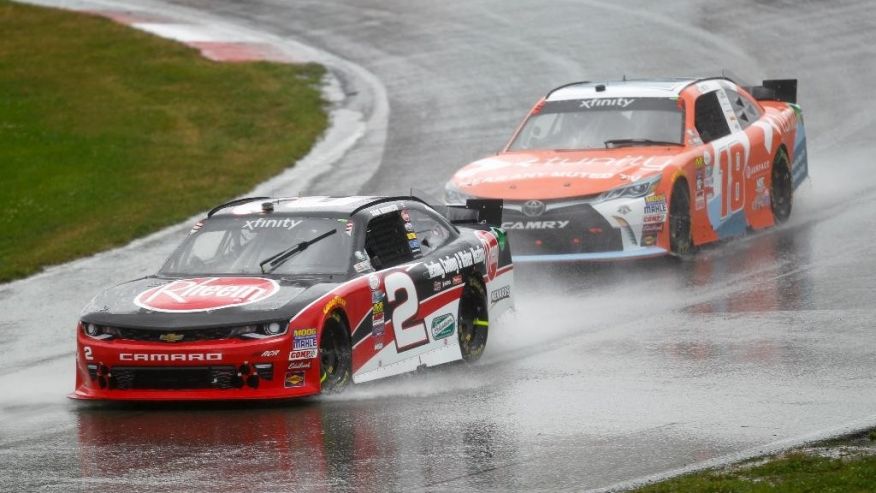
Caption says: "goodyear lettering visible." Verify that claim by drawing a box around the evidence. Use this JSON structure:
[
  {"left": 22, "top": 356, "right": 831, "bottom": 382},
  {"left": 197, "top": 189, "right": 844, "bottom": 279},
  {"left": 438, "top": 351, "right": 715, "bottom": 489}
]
[{"left": 323, "top": 296, "right": 347, "bottom": 315}]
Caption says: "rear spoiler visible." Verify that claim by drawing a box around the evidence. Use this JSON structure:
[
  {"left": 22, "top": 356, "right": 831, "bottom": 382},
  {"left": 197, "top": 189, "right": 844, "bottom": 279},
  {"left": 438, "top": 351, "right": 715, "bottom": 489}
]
[
  {"left": 744, "top": 79, "right": 797, "bottom": 104},
  {"left": 440, "top": 199, "right": 504, "bottom": 228}
]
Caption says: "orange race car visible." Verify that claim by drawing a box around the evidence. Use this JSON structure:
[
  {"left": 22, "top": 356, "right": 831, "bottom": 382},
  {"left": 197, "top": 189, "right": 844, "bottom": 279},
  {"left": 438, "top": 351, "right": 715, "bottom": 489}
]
[{"left": 445, "top": 77, "right": 808, "bottom": 262}]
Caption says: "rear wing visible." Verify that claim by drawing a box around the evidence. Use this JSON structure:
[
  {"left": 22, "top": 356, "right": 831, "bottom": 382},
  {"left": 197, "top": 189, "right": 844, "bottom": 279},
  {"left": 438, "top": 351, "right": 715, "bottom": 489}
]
[
  {"left": 744, "top": 79, "right": 797, "bottom": 104},
  {"left": 438, "top": 199, "right": 504, "bottom": 228}
]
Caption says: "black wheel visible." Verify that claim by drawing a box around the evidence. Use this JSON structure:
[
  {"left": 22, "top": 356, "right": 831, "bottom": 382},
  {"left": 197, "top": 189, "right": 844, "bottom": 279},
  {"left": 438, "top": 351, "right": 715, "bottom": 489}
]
[
  {"left": 668, "top": 179, "right": 693, "bottom": 257},
  {"left": 771, "top": 150, "right": 793, "bottom": 223},
  {"left": 457, "top": 279, "right": 489, "bottom": 362},
  {"left": 319, "top": 313, "right": 351, "bottom": 393}
]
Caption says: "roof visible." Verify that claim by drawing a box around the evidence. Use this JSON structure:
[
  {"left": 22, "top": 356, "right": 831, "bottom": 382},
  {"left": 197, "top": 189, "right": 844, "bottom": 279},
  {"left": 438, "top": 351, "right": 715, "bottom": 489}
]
[
  {"left": 208, "top": 195, "right": 428, "bottom": 218},
  {"left": 546, "top": 78, "right": 701, "bottom": 101}
]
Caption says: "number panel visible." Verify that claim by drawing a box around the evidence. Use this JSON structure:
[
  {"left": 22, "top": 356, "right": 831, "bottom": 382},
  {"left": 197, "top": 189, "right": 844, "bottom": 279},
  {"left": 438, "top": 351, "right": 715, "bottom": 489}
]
[{"left": 383, "top": 271, "right": 429, "bottom": 352}]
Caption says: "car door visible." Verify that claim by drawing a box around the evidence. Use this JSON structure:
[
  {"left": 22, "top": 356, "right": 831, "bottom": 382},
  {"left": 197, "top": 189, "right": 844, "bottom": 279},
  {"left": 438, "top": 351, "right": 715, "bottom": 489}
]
[
  {"left": 354, "top": 204, "right": 464, "bottom": 382},
  {"left": 693, "top": 84, "right": 758, "bottom": 238}
]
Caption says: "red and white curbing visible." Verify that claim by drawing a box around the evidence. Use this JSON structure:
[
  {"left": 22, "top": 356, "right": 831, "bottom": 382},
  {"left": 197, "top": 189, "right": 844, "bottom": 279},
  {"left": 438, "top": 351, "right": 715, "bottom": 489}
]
[{"left": 87, "top": 9, "right": 298, "bottom": 63}]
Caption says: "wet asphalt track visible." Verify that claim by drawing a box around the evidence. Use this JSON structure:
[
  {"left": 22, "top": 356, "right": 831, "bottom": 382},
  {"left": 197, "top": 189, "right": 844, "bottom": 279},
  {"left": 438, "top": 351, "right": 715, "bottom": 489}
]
[{"left": 2, "top": 0, "right": 876, "bottom": 491}]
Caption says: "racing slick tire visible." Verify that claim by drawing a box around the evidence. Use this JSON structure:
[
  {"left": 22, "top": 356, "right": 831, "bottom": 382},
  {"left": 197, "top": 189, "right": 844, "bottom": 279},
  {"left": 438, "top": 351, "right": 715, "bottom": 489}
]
[
  {"left": 771, "top": 149, "right": 793, "bottom": 224},
  {"left": 458, "top": 278, "right": 489, "bottom": 362},
  {"left": 668, "top": 179, "right": 693, "bottom": 257},
  {"left": 320, "top": 312, "right": 352, "bottom": 394}
]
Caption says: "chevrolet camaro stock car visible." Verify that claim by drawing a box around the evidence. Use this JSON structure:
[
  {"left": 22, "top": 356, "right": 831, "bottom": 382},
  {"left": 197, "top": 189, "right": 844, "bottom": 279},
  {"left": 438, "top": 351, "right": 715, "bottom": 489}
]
[
  {"left": 445, "top": 77, "right": 809, "bottom": 261},
  {"left": 72, "top": 196, "right": 513, "bottom": 401}
]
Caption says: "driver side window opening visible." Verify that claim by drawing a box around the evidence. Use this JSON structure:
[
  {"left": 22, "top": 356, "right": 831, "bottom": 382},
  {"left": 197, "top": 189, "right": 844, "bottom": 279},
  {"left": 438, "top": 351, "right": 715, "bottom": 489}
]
[
  {"left": 364, "top": 212, "right": 417, "bottom": 270},
  {"left": 405, "top": 208, "right": 453, "bottom": 256},
  {"left": 694, "top": 91, "right": 731, "bottom": 143}
]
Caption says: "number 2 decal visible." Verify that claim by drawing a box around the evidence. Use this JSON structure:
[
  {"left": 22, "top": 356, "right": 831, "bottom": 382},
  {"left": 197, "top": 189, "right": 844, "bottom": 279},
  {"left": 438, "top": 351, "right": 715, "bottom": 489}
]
[
  {"left": 83, "top": 346, "right": 93, "bottom": 361},
  {"left": 384, "top": 271, "right": 429, "bottom": 352}
]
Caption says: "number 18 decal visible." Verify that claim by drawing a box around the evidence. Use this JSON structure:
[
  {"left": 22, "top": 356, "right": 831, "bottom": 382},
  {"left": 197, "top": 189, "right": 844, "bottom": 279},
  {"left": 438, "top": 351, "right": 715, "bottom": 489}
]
[{"left": 384, "top": 271, "right": 428, "bottom": 352}]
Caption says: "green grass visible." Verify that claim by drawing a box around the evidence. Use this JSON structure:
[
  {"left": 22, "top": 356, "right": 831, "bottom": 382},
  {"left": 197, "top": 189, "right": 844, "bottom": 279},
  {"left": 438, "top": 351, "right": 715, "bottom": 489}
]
[
  {"left": 634, "top": 432, "right": 876, "bottom": 493},
  {"left": 0, "top": 1, "right": 327, "bottom": 281}
]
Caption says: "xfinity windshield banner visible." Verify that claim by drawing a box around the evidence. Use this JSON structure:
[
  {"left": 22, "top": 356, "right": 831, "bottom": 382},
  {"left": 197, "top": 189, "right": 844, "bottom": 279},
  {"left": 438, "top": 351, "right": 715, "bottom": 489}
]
[{"left": 541, "top": 98, "right": 681, "bottom": 113}]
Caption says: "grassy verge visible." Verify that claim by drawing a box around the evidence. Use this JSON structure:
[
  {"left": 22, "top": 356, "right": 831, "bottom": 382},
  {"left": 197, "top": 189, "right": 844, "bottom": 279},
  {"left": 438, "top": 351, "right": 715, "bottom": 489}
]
[
  {"left": 633, "top": 430, "right": 876, "bottom": 492},
  {"left": 0, "top": 1, "right": 327, "bottom": 281}
]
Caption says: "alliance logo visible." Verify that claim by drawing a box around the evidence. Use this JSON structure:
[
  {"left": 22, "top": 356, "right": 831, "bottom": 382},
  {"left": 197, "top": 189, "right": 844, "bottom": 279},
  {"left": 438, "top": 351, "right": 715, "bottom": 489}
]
[
  {"left": 431, "top": 314, "right": 455, "bottom": 340},
  {"left": 134, "top": 277, "right": 279, "bottom": 313}
]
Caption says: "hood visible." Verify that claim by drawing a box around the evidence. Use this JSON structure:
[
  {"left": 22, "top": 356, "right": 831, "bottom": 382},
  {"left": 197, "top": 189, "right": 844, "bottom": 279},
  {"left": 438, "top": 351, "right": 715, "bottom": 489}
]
[
  {"left": 452, "top": 150, "right": 680, "bottom": 200},
  {"left": 81, "top": 275, "right": 337, "bottom": 329}
]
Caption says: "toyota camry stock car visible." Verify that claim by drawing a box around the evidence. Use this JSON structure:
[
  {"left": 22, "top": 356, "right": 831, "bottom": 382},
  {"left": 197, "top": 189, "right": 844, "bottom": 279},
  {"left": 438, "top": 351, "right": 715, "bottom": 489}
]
[
  {"left": 445, "top": 77, "right": 808, "bottom": 261},
  {"left": 71, "top": 196, "right": 513, "bottom": 401}
]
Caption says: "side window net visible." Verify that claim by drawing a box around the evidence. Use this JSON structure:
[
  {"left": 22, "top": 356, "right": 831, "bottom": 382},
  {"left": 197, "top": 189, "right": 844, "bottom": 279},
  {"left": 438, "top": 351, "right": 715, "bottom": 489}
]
[
  {"left": 694, "top": 91, "right": 731, "bottom": 143},
  {"left": 365, "top": 213, "right": 414, "bottom": 269}
]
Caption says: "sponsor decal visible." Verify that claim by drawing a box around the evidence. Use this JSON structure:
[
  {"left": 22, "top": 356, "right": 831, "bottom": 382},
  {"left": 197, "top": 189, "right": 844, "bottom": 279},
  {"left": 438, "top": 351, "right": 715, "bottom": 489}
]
[
  {"left": 372, "top": 316, "right": 385, "bottom": 330},
  {"left": 243, "top": 217, "right": 302, "bottom": 230},
  {"left": 424, "top": 244, "right": 487, "bottom": 279},
  {"left": 617, "top": 205, "right": 631, "bottom": 215},
  {"left": 374, "top": 342, "right": 384, "bottom": 351},
  {"left": 405, "top": 222, "right": 414, "bottom": 232},
  {"left": 579, "top": 97, "right": 635, "bottom": 109},
  {"left": 475, "top": 230, "right": 499, "bottom": 281},
  {"left": 501, "top": 221, "right": 570, "bottom": 230},
  {"left": 284, "top": 370, "right": 305, "bottom": 388},
  {"left": 642, "top": 222, "right": 664, "bottom": 234},
  {"left": 644, "top": 194, "right": 667, "bottom": 214},
  {"left": 134, "top": 277, "right": 279, "bottom": 313},
  {"left": 695, "top": 166, "right": 706, "bottom": 211},
  {"left": 354, "top": 260, "right": 372, "bottom": 273},
  {"left": 370, "top": 204, "right": 399, "bottom": 217},
  {"left": 409, "top": 239, "right": 421, "bottom": 249},
  {"left": 345, "top": 222, "right": 353, "bottom": 236},
  {"left": 433, "top": 281, "right": 442, "bottom": 292},
  {"left": 452, "top": 274, "right": 463, "bottom": 286},
  {"left": 401, "top": 209, "right": 411, "bottom": 222},
  {"left": 289, "top": 349, "right": 318, "bottom": 361},
  {"left": 641, "top": 234, "right": 657, "bottom": 246},
  {"left": 490, "top": 285, "right": 511, "bottom": 304},
  {"left": 753, "top": 176, "right": 771, "bottom": 210},
  {"left": 368, "top": 274, "right": 380, "bottom": 290},
  {"left": 372, "top": 301, "right": 384, "bottom": 317},
  {"left": 371, "top": 290, "right": 384, "bottom": 303},
  {"left": 260, "top": 350, "right": 280, "bottom": 358},
  {"left": 288, "top": 360, "right": 311, "bottom": 370},
  {"left": 746, "top": 161, "right": 770, "bottom": 178},
  {"left": 406, "top": 232, "right": 417, "bottom": 240},
  {"left": 643, "top": 214, "right": 665, "bottom": 224},
  {"left": 159, "top": 333, "right": 185, "bottom": 343},
  {"left": 120, "top": 353, "right": 222, "bottom": 362},
  {"left": 323, "top": 296, "right": 347, "bottom": 315},
  {"left": 431, "top": 314, "right": 455, "bottom": 340},
  {"left": 293, "top": 328, "right": 318, "bottom": 351}
]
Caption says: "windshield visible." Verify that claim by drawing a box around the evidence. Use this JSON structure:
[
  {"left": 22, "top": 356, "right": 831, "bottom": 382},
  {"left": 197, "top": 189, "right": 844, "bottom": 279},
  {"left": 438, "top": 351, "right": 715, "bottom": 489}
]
[
  {"left": 508, "top": 97, "right": 684, "bottom": 151},
  {"left": 161, "top": 216, "right": 353, "bottom": 276}
]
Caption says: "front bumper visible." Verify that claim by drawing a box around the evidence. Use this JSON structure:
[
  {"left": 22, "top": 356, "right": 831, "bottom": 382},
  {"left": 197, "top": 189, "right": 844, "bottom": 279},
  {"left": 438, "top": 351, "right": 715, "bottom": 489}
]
[
  {"left": 71, "top": 332, "right": 320, "bottom": 401},
  {"left": 501, "top": 195, "right": 668, "bottom": 262},
  {"left": 512, "top": 246, "right": 667, "bottom": 263}
]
